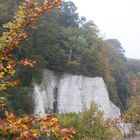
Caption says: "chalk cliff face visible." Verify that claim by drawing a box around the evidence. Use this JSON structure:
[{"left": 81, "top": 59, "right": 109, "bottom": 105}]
[{"left": 33, "top": 69, "right": 121, "bottom": 119}]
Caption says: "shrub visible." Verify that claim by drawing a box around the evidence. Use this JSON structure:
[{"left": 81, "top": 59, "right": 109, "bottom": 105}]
[{"left": 58, "top": 103, "right": 121, "bottom": 140}]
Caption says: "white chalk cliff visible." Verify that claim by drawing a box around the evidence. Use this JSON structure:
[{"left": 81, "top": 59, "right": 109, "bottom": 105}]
[{"left": 33, "top": 69, "right": 121, "bottom": 119}]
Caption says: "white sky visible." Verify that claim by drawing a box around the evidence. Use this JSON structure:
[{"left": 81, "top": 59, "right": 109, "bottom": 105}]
[{"left": 70, "top": 0, "right": 140, "bottom": 59}]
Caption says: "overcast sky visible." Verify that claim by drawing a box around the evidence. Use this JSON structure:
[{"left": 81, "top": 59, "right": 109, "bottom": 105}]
[{"left": 69, "top": 0, "right": 140, "bottom": 59}]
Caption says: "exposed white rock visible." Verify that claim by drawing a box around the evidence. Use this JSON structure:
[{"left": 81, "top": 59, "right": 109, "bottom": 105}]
[
  {"left": 33, "top": 69, "right": 121, "bottom": 119},
  {"left": 118, "top": 123, "right": 133, "bottom": 136},
  {"left": 33, "top": 85, "right": 45, "bottom": 115}
]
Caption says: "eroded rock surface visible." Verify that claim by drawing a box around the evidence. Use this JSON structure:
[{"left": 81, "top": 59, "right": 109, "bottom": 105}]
[{"left": 33, "top": 69, "right": 121, "bottom": 119}]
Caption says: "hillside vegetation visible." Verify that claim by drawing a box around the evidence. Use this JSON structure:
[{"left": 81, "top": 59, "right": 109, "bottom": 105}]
[{"left": 1, "top": 0, "right": 140, "bottom": 139}]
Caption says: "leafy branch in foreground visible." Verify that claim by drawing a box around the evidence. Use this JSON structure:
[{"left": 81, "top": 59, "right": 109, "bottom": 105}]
[
  {"left": 0, "top": 108, "right": 75, "bottom": 139},
  {"left": 0, "top": 0, "right": 60, "bottom": 90},
  {"left": 0, "top": 0, "right": 75, "bottom": 139}
]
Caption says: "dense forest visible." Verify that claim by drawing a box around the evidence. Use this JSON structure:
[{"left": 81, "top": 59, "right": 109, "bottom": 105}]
[{"left": 1, "top": 0, "right": 140, "bottom": 139}]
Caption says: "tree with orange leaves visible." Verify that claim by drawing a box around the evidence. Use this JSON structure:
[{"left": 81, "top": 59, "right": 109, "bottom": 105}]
[
  {"left": 0, "top": 0, "right": 75, "bottom": 139},
  {"left": 0, "top": 0, "right": 61, "bottom": 90}
]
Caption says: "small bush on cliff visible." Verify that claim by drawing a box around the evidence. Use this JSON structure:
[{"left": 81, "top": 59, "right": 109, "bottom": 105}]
[
  {"left": 123, "top": 97, "right": 140, "bottom": 131},
  {"left": 58, "top": 103, "right": 122, "bottom": 140}
]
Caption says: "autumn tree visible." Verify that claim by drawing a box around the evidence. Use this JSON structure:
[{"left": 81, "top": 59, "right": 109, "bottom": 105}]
[{"left": 0, "top": 0, "right": 75, "bottom": 139}]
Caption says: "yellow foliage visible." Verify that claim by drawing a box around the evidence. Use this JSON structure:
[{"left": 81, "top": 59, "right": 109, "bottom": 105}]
[
  {"left": 0, "top": 0, "right": 75, "bottom": 139},
  {"left": 0, "top": 0, "right": 61, "bottom": 91}
]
